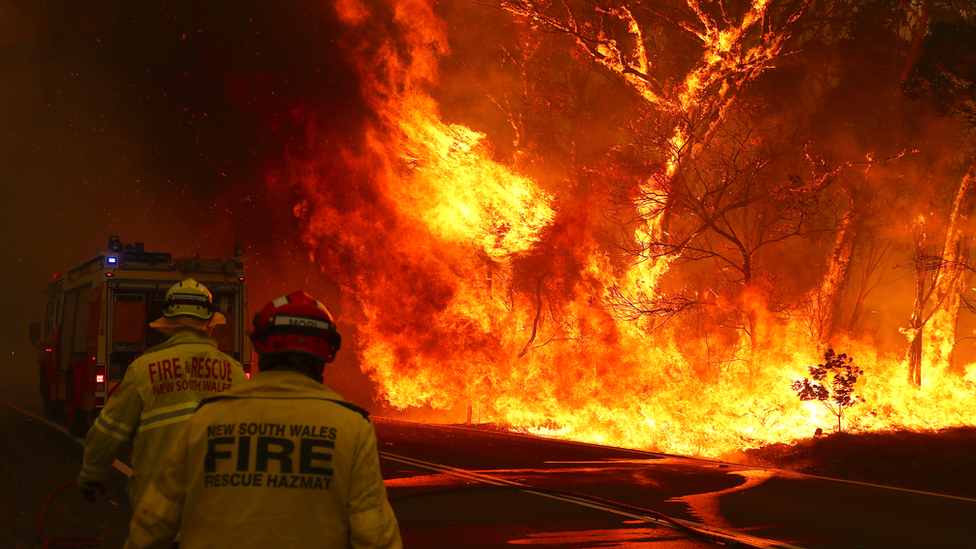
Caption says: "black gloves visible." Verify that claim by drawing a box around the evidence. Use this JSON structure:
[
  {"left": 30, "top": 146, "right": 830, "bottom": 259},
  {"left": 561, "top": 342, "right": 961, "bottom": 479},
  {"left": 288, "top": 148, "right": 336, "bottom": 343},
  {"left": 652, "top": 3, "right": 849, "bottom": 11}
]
[{"left": 78, "top": 480, "right": 106, "bottom": 503}]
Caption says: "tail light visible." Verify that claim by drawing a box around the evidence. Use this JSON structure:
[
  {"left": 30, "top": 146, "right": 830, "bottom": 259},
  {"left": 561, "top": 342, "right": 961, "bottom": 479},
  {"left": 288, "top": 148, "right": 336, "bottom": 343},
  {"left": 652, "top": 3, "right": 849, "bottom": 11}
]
[{"left": 96, "top": 365, "right": 105, "bottom": 390}]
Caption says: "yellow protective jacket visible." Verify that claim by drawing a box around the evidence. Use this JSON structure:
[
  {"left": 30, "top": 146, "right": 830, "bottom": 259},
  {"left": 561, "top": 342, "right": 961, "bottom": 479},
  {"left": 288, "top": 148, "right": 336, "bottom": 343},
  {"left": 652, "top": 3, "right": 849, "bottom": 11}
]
[
  {"left": 124, "top": 370, "right": 402, "bottom": 549},
  {"left": 78, "top": 330, "right": 246, "bottom": 507}
]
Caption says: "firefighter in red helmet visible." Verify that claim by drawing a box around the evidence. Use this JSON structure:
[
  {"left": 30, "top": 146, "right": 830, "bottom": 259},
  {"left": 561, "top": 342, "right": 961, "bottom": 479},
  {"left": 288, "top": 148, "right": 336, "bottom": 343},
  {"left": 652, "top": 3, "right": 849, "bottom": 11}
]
[{"left": 124, "top": 291, "right": 402, "bottom": 549}]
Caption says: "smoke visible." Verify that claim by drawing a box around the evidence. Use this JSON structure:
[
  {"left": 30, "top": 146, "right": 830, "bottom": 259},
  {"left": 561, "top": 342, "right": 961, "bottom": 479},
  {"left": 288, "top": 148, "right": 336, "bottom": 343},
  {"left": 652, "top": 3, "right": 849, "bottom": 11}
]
[{"left": 0, "top": 1, "right": 375, "bottom": 407}]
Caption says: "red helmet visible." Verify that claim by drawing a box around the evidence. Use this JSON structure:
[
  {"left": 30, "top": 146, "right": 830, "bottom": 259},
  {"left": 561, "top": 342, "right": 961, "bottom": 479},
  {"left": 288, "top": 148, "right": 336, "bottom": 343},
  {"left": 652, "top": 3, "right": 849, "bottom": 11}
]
[{"left": 250, "top": 291, "right": 341, "bottom": 362}]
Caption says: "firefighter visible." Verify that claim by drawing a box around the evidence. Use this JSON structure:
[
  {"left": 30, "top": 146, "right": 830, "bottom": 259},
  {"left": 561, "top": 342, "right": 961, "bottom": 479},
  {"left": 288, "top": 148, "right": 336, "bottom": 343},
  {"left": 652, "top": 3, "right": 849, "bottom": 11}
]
[
  {"left": 77, "top": 278, "right": 246, "bottom": 508},
  {"left": 123, "top": 290, "right": 402, "bottom": 549}
]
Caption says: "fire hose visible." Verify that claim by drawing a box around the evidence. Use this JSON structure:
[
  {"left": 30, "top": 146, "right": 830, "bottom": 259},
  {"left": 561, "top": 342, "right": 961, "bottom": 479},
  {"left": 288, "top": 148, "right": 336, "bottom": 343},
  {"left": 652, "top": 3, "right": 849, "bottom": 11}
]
[
  {"left": 35, "top": 481, "right": 103, "bottom": 549},
  {"left": 389, "top": 485, "right": 790, "bottom": 548}
]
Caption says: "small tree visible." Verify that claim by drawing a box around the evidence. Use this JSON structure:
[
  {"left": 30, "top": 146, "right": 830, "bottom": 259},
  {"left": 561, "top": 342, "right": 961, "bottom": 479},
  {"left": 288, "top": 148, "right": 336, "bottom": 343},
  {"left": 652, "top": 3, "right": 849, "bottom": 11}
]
[{"left": 792, "top": 349, "right": 865, "bottom": 434}]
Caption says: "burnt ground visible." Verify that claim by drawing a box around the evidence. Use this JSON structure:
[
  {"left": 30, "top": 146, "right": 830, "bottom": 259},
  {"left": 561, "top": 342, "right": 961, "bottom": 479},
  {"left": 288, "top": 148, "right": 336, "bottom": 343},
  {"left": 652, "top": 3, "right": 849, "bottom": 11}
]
[{"left": 735, "top": 427, "right": 976, "bottom": 500}]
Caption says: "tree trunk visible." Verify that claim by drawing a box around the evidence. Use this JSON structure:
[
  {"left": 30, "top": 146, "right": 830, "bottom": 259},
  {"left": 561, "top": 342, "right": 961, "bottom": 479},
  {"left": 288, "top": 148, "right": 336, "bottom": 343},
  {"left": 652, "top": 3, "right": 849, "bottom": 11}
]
[
  {"left": 900, "top": 0, "right": 931, "bottom": 85},
  {"left": 815, "top": 181, "right": 865, "bottom": 345},
  {"left": 817, "top": 212, "right": 858, "bottom": 342},
  {"left": 926, "top": 164, "right": 976, "bottom": 375},
  {"left": 907, "top": 326, "right": 923, "bottom": 386},
  {"left": 907, "top": 220, "right": 927, "bottom": 386}
]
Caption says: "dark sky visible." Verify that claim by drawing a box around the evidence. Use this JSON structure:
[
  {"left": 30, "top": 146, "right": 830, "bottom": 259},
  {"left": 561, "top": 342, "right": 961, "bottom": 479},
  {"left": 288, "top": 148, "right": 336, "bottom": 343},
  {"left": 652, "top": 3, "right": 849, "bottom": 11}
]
[{"left": 0, "top": 1, "right": 377, "bottom": 408}]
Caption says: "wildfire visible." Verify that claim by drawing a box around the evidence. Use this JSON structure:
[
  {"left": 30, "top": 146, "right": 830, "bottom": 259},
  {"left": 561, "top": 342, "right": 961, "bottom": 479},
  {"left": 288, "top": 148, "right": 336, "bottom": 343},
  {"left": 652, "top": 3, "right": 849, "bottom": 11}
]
[
  {"left": 396, "top": 118, "right": 553, "bottom": 260},
  {"left": 285, "top": 0, "right": 976, "bottom": 459}
]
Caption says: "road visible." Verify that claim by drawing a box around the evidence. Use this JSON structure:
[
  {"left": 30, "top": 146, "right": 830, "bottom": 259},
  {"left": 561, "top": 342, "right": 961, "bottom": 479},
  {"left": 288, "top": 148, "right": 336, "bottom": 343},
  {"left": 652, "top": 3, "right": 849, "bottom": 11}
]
[
  {"left": 374, "top": 419, "right": 976, "bottom": 549},
  {"left": 5, "top": 400, "right": 976, "bottom": 548}
]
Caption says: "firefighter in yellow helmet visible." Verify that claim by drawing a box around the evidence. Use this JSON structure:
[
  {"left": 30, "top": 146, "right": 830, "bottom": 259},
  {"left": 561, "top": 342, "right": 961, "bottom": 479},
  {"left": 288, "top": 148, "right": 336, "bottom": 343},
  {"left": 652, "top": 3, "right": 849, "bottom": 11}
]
[
  {"left": 124, "top": 290, "right": 401, "bottom": 549},
  {"left": 77, "top": 278, "right": 246, "bottom": 508}
]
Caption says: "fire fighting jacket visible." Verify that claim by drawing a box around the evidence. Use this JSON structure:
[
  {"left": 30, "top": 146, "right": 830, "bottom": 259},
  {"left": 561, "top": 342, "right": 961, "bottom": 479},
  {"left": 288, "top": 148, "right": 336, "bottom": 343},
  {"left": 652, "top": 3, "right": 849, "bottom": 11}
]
[
  {"left": 123, "top": 370, "right": 402, "bottom": 549},
  {"left": 78, "top": 330, "right": 245, "bottom": 508}
]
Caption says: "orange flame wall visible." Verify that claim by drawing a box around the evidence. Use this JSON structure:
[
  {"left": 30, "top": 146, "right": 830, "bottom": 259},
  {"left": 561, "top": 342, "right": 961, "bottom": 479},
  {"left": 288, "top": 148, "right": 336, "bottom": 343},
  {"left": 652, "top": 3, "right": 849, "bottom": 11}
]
[{"left": 286, "top": 0, "right": 976, "bottom": 457}]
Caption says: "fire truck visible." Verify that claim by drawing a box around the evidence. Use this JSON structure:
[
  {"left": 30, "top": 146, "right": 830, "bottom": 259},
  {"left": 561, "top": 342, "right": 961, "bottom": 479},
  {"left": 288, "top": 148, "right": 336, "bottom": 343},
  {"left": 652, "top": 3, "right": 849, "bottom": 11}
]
[{"left": 29, "top": 237, "right": 252, "bottom": 437}]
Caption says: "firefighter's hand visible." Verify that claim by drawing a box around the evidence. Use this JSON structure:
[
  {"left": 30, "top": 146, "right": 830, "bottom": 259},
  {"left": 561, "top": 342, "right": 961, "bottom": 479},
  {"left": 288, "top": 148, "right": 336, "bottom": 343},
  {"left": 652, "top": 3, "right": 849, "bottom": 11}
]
[{"left": 78, "top": 480, "right": 106, "bottom": 503}]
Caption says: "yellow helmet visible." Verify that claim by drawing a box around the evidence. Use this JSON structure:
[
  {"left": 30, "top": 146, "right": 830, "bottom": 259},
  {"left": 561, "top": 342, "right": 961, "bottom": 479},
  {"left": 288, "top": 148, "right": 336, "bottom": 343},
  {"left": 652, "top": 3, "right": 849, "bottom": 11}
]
[{"left": 163, "top": 278, "right": 214, "bottom": 320}]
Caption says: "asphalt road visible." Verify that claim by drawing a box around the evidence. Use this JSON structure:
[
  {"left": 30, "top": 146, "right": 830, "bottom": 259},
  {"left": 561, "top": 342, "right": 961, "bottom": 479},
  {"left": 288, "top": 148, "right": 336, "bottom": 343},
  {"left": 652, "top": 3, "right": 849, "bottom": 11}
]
[
  {"left": 0, "top": 401, "right": 132, "bottom": 549},
  {"left": 5, "top": 402, "right": 976, "bottom": 548},
  {"left": 373, "top": 419, "right": 976, "bottom": 549}
]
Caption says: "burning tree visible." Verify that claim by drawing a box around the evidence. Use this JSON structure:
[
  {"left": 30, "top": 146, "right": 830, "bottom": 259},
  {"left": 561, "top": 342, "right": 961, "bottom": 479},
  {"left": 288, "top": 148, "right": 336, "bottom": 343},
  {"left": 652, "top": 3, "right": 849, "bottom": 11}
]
[
  {"left": 280, "top": 0, "right": 976, "bottom": 457},
  {"left": 497, "top": 0, "right": 814, "bottom": 306},
  {"left": 904, "top": 18, "right": 976, "bottom": 378},
  {"left": 793, "top": 0, "right": 951, "bottom": 349},
  {"left": 792, "top": 349, "right": 865, "bottom": 434}
]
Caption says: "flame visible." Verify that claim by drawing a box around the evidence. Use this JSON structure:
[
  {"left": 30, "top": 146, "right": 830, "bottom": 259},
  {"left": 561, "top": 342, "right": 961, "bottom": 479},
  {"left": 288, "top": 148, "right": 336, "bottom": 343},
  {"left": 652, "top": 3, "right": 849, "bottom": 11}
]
[
  {"left": 283, "top": 0, "right": 976, "bottom": 459},
  {"left": 394, "top": 120, "right": 553, "bottom": 260}
]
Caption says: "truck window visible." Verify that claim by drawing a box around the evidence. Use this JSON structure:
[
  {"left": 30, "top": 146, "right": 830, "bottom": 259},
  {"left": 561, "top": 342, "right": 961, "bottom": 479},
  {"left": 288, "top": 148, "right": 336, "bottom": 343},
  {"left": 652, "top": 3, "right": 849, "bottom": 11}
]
[
  {"left": 109, "top": 290, "right": 166, "bottom": 380},
  {"left": 211, "top": 291, "right": 237, "bottom": 357},
  {"left": 144, "top": 291, "right": 169, "bottom": 350},
  {"left": 72, "top": 285, "right": 92, "bottom": 355},
  {"left": 113, "top": 294, "right": 146, "bottom": 351},
  {"left": 59, "top": 291, "right": 78, "bottom": 373},
  {"left": 54, "top": 282, "right": 64, "bottom": 326},
  {"left": 44, "top": 298, "right": 56, "bottom": 338},
  {"left": 55, "top": 295, "right": 63, "bottom": 333},
  {"left": 59, "top": 284, "right": 92, "bottom": 372}
]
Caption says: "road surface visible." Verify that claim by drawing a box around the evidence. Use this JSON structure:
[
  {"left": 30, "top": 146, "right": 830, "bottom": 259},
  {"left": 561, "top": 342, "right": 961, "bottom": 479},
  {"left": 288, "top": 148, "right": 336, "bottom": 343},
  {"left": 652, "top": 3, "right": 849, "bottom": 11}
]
[
  {"left": 4, "top": 402, "right": 976, "bottom": 548},
  {"left": 376, "top": 418, "right": 976, "bottom": 549}
]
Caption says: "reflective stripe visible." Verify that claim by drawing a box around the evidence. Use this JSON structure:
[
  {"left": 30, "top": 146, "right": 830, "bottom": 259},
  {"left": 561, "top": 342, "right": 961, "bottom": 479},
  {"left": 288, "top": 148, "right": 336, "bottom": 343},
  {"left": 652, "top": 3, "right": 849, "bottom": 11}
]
[
  {"left": 95, "top": 415, "right": 133, "bottom": 439},
  {"left": 272, "top": 295, "right": 290, "bottom": 308},
  {"left": 273, "top": 314, "right": 334, "bottom": 331},
  {"left": 80, "top": 465, "right": 103, "bottom": 480},
  {"left": 170, "top": 294, "right": 208, "bottom": 303},
  {"left": 140, "top": 406, "right": 197, "bottom": 429}
]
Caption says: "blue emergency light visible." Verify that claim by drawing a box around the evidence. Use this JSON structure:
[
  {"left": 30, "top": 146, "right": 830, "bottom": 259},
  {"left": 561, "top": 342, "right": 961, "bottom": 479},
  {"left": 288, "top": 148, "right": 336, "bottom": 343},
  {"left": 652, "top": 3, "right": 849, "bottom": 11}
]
[{"left": 107, "top": 256, "right": 118, "bottom": 264}]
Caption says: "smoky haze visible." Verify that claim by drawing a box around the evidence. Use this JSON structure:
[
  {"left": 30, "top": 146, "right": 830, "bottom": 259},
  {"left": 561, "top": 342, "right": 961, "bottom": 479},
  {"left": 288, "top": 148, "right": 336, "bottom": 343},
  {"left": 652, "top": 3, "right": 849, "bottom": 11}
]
[
  {"left": 4, "top": 0, "right": 976, "bottom": 456},
  {"left": 0, "top": 1, "right": 381, "bottom": 411}
]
